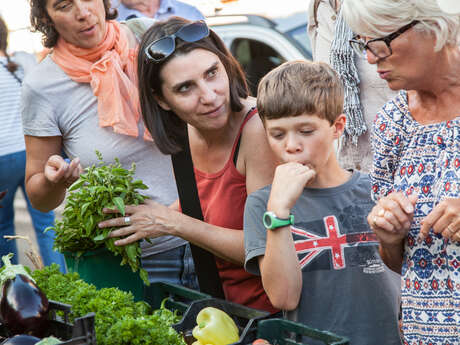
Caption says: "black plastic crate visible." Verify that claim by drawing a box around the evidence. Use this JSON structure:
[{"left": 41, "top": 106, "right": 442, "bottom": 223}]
[
  {"left": 144, "top": 282, "right": 211, "bottom": 314},
  {"left": 0, "top": 300, "right": 96, "bottom": 345},
  {"left": 256, "top": 318, "right": 349, "bottom": 345},
  {"left": 172, "top": 298, "right": 270, "bottom": 345}
]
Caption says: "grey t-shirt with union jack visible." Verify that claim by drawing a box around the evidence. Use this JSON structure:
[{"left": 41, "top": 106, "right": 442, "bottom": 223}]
[{"left": 244, "top": 171, "right": 402, "bottom": 345}]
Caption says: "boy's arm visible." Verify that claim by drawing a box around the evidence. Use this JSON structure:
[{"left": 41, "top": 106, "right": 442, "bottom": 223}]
[
  {"left": 258, "top": 221, "right": 302, "bottom": 311},
  {"left": 245, "top": 162, "right": 315, "bottom": 310},
  {"left": 244, "top": 192, "right": 301, "bottom": 310}
]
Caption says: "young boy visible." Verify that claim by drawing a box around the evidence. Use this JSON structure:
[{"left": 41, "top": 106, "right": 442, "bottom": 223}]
[{"left": 244, "top": 61, "right": 402, "bottom": 345}]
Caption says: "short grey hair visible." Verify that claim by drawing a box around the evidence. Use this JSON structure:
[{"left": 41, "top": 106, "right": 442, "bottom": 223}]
[{"left": 342, "top": 0, "right": 460, "bottom": 51}]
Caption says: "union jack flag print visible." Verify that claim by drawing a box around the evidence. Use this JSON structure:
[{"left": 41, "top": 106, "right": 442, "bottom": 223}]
[{"left": 292, "top": 215, "right": 379, "bottom": 270}]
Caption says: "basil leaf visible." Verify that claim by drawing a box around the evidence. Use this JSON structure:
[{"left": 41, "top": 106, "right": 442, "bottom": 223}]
[{"left": 113, "top": 197, "right": 125, "bottom": 216}]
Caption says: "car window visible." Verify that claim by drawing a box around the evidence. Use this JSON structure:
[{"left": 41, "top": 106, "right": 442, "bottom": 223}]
[
  {"left": 231, "top": 38, "right": 286, "bottom": 96},
  {"left": 286, "top": 26, "right": 312, "bottom": 59}
]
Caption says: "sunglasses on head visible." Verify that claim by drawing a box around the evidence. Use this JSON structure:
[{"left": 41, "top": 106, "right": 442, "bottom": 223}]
[{"left": 144, "top": 20, "right": 210, "bottom": 63}]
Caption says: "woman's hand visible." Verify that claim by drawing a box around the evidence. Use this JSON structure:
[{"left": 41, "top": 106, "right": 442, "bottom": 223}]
[
  {"left": 44, "top": 155, "right": 82, "bottom": 188},
  {"left": 420, "top": 198, "right": 460, "bottom": 242},
  {"left": 368, "top": 192, "right": 418, "bottom": 245},
  {"left": 98, "top": 200, "right": 172, "bottom": 246},
  {"left": 368, "top": 192, "right": 417, "bottom": 273}
]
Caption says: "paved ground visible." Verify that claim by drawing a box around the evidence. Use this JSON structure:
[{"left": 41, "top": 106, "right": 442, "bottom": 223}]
[{"left": 13, "top": 190, "right": 63, "bottom": 269}]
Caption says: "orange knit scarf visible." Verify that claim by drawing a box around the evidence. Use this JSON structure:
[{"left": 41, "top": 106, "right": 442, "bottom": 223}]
[{"left": 51, "top": 20, "right": 152, "bottom": 141}]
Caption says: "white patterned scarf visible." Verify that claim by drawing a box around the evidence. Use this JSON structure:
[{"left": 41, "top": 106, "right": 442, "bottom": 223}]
[{"left": 329, "top": 7, "right": 366, "bottom": 145}]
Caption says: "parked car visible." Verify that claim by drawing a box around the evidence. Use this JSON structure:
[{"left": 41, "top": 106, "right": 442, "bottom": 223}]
[{"left": 206, "top": 12, "right": 312, "bottom": 95}]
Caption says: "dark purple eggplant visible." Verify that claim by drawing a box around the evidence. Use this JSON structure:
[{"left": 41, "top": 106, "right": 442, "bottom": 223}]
[
  {"left": 0, "top": 255, "right": 49, "bottom": 337},
  {"left": 0, "top": 335, "right": 41, "bottom": 345}
]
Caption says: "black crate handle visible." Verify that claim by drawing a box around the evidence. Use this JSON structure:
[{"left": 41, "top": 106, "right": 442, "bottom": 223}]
[{"left": 172, "top": 130, "right": 225, "bottom": 299}]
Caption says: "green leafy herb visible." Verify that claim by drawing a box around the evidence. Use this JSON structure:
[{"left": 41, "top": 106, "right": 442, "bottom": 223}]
[{"left": 46, "top": 151, "right": 149, "bottom": 284}]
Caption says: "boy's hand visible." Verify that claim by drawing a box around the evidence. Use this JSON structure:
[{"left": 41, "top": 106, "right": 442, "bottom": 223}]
[
  {"left": 368, "top": 192, "right": 417, "bottom": 245},
  {"left": 267, "top": 162, "right": 316, "bottom": 217}
]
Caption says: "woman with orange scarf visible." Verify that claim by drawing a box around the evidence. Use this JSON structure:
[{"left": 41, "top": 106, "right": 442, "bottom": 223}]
[{"left": 23, "top": 0, "right": 197, "bottom": 288}]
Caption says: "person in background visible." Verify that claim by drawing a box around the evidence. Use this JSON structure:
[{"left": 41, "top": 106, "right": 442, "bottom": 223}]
[
  {"left": 341, "top": 0, "right": 460, "bottom": 343},
  {"left": 436, "top": 0, "right": 460, "bottom": 14},
  {"left": 307, "top": 0, "right": 397, "bottom": 173},
  {"left": 99, "top": 17, "right": 278, "bottom": 313},
  {"left": 244, "top": 60, "right": 402, "bottom": 345},
  {"left": 24, "top": 0, "right": 197, "bottom": 288},
  {"left": 0, "top": 15, "right": 66, "bottom": 268},
  {"left": 0, "top": 191, "right": 5, "bottom": 207},
  {"left": 116, "top": 0, "right": 204, "bottom": 21}
]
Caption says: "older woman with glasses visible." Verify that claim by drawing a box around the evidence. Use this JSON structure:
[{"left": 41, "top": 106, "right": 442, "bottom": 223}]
[
  {"left": 342, "top": 0, "right": 460, "bottom": 344},
  {"left": 99, "top": 17, "right": 278, "bottom": 313}
]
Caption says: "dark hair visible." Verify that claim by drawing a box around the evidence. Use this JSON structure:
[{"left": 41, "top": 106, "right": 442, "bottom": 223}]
[
  {"left": 29, "top": 0, "right": 117, "bottom": 48},
  {"left": 257, "top": 60, "right": 344, "bottom": 125},
  {"left": 0, "top": 16, "right": 18, "bottom": 73},
  {"left": 138, "top": 17, "right": 249, "bottom": 155}
]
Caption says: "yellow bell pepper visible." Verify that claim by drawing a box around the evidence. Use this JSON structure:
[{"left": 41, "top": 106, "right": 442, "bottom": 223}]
[{"left": 192, "top": 307, "right": 239, "bottom": 345}]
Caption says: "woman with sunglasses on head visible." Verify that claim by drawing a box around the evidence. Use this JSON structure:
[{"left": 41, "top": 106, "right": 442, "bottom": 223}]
[
  {"left": 23, "top": 0, "right": 198, "bottom": 289},
  {"left": 342, "top": 0, "right": 460, "bottom": 343},
  {"left": 99, "top": 17, "right": 278, "bottom": 313}
]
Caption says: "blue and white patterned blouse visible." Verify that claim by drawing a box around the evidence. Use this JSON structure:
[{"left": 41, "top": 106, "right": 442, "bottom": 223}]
[{"left": 371, "top": 90, "right": 460, "bottom": 345}]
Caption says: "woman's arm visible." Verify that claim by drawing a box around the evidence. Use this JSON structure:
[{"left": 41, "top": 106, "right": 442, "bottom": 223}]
[
  {"left": 102, "top": 200, "right": 246, "bottom": 264},
  {"left": 103, "top": 109, "right": 276, "bottom": 265},
  {"left": 25, "top": 135, "right": 81, "bottom": 212}
]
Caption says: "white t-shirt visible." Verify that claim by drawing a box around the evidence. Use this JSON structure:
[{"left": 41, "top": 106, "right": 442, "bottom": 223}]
[
  {"left": 21, "top": 56, "right": 185, "bottom": 256},
  {"left": 0, "top": 52, "right": 36, "bottom": 156}
]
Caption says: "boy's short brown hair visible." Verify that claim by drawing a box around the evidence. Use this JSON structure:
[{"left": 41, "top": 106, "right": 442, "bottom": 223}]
[{"left": 257, "top": 60, "right": 344, "bottom": 124}]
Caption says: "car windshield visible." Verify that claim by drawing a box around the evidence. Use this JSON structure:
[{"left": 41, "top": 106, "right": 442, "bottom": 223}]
[{"left": 286, "top": 25, "right": 312, "bottom": 59}]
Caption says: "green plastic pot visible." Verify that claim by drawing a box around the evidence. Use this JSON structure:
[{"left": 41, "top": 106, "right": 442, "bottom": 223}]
[{"left": 63, "top": 247, "right": 144, "bottom": 301}]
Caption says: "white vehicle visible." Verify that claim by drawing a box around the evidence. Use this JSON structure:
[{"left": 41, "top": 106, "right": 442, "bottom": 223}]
[{"left": 207, "top": 12, "right": 312, "bottom": 95}]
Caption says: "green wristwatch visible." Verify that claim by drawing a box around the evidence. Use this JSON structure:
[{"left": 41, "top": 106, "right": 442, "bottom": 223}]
[{"left": 263, "top": 211, "right": 294, "bottom": 230}]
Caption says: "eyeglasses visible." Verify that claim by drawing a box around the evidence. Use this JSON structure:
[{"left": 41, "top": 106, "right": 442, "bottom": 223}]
[
  {"left": 144, "top": 20, "right": 210, "bottom": 63},
  {"left": 349, "top": 21, "right": 419, "bottom": 60}
]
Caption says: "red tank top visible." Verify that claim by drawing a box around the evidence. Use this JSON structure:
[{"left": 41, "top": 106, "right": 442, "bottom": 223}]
[{"left": 194, "top": 108, "right": 277, "bottom": 313}]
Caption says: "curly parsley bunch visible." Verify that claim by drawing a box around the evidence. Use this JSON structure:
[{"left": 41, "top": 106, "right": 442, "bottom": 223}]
[{"left": 32, "top": 265, "right": 184, "bottom": 345}]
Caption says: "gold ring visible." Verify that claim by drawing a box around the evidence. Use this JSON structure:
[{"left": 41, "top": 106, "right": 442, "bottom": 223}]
[
  {"left": 446, "top": 225, "right": 455, "bottom": 234},
  {"left": 373, "top": 216, "right": 378, "bottom": 227}
]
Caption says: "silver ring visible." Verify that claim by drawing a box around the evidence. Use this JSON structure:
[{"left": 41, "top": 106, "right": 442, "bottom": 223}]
[{"left": 124, "top": 216, "right": 131, "bottom": 225}]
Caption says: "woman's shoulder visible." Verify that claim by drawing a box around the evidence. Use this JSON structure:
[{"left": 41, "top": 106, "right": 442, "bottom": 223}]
[
  {"left": 375, "top": 91, "right": 412, "bottom": 131},
  {"left": 11, "top": 51, "right": 37, "bottom": 74},
  {"left": 23, "top": 56, "right": 64, "bottom": 90},
  {"left": 240, "top": 101, "right": 264, "bottom": 136}
]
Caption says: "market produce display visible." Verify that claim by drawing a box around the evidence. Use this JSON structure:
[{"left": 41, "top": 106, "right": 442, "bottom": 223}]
[
  {"left": 251, "top": 339, "right": 272, "bottom": 345},
  {"left": 46, "top": 151, "right": 149, "bottom": 284},
  {"left": 192, "top": 307, "right": 239, "bottom": 345},
  {"left": 0, "top": 254, "right": 49, "bottom": 338},
  {"left": 32, "top": 264, "right": 185, "bottom": 345},
  {"left": 0, "top": 335, "right": 40, "bottom": 345}
]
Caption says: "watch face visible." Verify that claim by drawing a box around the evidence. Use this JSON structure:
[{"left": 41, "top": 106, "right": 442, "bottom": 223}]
[{"left": 263, "top": 212, "right": 273, "bottom": 228}]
